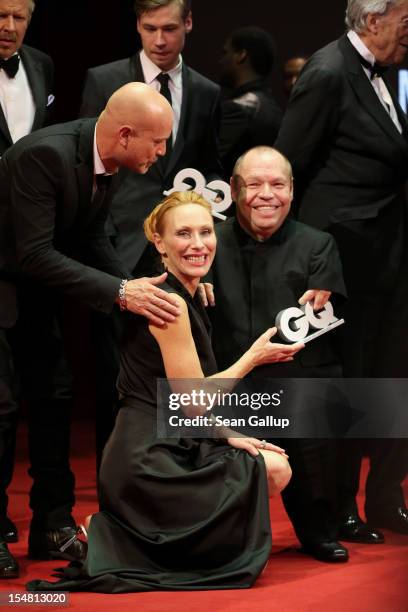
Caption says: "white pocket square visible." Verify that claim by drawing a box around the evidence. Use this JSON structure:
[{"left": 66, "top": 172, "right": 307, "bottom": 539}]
[{"left": 47, "top": 94, "right": 55, "bottom": 107}]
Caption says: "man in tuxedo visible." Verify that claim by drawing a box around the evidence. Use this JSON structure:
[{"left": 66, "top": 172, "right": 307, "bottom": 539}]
[
  {"left": 0, "top": 0, "right": 54, "bottom": 576},
  {"left": 0, "top": 0, "right": 54, "bottom": 156},
  {"left": 79, "top": 0, "right": 222, "bottom": 466},
  {"left": 276, "top": 0, "right": 408, "bottom": 541},
  {"left": 208, "top": 146, "right": 350, "bottom": 563},
  {"left": 218, "top": 27, "right": 283, "bottom": 180},
  {"left": 0, "top": 82, "right": 177, "bottom": 577}
]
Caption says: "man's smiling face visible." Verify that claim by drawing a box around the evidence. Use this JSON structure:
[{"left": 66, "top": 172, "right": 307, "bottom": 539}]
[{"left": 232, "top": 149, "right": 293, "bottom": 241}]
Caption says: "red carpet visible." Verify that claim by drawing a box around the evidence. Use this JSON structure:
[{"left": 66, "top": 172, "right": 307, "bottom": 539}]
[{"left": 1, "top": 421, "right": 407, "bottom": 612}]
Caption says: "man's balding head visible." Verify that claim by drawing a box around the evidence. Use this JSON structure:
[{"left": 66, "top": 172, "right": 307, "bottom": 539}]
[
  {"left": 97, "top": 82, "right": 173, "bottom": 174},
  {"left": 231, "top": 146, "right": 294, "bottom": 241}
]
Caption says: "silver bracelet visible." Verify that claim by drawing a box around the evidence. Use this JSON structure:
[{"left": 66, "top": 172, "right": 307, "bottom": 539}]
[{"left": 118, "top": 279, "right": 128, "bottom": 311}]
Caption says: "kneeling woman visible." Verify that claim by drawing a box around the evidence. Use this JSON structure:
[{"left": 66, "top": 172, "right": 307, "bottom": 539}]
[{"left": 28, "top": 192, "right": 302, "bottom": 593}]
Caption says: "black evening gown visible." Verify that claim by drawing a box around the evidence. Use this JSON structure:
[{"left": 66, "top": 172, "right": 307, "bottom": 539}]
[{"left": 27, "top": 274, "right": 271, "bottom": 593}]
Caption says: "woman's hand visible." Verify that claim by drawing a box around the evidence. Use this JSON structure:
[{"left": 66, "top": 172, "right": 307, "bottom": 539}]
[
  {"left": 227, "top": 436, "right": 289, "bottom": 458},
  {"left": 248, "top": 327, "right": 304, "bottom": 367}
]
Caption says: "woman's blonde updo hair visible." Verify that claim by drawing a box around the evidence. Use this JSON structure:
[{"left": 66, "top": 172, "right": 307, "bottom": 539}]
[{"left": 144, "top": 191, "right": 213, "bottom": 242}]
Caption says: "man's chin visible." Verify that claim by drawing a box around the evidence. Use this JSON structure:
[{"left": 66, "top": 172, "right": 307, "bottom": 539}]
[
  {"left": 133, "top": 163, "right": 151, "bottom": 175},
  {"left": 0, "top": 45, "right": 18, "bottom": 59}
]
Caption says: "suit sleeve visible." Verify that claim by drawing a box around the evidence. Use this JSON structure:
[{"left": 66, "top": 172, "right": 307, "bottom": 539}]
[
  {"left": 77, "top": 199, "right": 132, "bottom": 279},
  {"left": 275, "top": 65, "right": 341, "bottom": 183},
  {"left": 308, "top": 232, "right": 347, "bottom": 300},
  {"left": 79, "top": 69, "right": 107, "bottom": 118},
  {"left": 12, "top": 145, "right": 121, "bottom": 313},
  {"left": 219, "top": 100, "right": 250, "bottom": 158}
]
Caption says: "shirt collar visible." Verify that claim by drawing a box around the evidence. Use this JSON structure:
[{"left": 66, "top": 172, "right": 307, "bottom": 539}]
[
  {"left": 347, "top": 30, "right": 376, "bottom": 66},
  {"left": 139, "top": 49, "right": 182, "bottom": 87},
  {"left": 93, "top": 124, "right": 113, "bottom": 176}
]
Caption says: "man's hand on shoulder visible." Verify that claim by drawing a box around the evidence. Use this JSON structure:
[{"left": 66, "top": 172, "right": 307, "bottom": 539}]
[{"left": 121, "top": 273, "right": 181, "bottom": 326}]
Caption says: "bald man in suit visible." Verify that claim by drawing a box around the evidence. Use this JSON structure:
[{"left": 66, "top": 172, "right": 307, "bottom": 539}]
[
  {"left": 0, "top": 82, "right": 176, "bottom": 577},
  {"left": 79, "top": 0, "right": 222, "bottom": 466}
]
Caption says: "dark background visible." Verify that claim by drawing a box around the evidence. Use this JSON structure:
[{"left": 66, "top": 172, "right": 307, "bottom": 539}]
[{"left": 24, "top": 0, "right": 355, "bottom": 118}]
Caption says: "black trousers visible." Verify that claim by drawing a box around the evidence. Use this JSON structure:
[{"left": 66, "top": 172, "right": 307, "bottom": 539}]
[
  {"left": 336, "top": 289, "right": 408, "bottom": 520},
  {"left": 280, "top": 438, "right": 338, "bottom": 545},
  {"left": 0, "top": 284, "right": 75, "bottom": 530},
  {"left": 91, "top": 308, "right": 123, "bottom": 473},
  {"left": 0, "top": 330, "right": 18, "bottom": 518},
  {"left": 258, "top": 363, "right": 341, "bottom": 546}
]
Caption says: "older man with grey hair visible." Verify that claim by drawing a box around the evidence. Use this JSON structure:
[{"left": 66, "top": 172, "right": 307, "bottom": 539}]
[
  {"left": 0, "top": 0, "right": 53, "bottom": 155},
  {"left": 276, "top": 0, "right": 408, "bottom": 545}
]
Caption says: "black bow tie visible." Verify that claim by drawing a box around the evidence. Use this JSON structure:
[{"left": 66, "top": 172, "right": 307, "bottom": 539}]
[
  {"left": 357, "top": 52, "right": 388, "bottom": 80},
  {"left": 0, "top": 54, "right": 20, "bottom": 79}
]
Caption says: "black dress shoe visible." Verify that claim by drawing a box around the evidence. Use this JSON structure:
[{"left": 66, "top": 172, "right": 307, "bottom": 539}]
[
  {"left": 301, "top": 540, "right": 349, "bottom": 563},
  {"left": 0, "top": 516, "right": 18, "bottom": 543},
  {"left": 28, "top": 526, "right": 87, "bottom": 561},
  {"left": 338, "top": 514, "right": 384, "bottom": 544},
  {"left": 0, "top": 541, "right": 19, "bottom": 579},
  {"left": 368, "top": 507, "right": 408, "bottom": 535}
]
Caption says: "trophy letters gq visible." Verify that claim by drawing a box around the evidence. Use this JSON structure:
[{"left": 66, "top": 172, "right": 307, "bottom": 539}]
[
  {"left": 276, "top": 301, "right": 345, "bottom": 343},
  {"left": 164, "top": 168, "right": 232, "bottom": 220}
]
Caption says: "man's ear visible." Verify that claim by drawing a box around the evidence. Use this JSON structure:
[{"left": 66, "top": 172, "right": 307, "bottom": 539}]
[
  {"left": 230, "top": 175, "right": 244, "bottom": 201},
  {"left": 118, "top": 126, "right": 132, "bottom": 148},
  {"left": 229, "top": 177, "right": 237, "bottom": 202},
  {"left": 236, "top": 49, "right": 248, "bottom": 65},
  {"left": 185, "top": 11, "right": 193, "bottom": 34},
  {"left": 290, "top": 178, "right": 294, "bottom": 201},
  {"left": 136, "top": 18, "right": 142, "bottom": 36},
  {"left": 366, "top": 12, "right": 380, "bottom": 34}
]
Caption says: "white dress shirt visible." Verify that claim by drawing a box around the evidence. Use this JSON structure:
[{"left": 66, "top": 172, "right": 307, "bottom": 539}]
[
  {"left": 0, "top": 53, "right": 36, "bottom": 143},
  {"left": 348, "top": 30, "right": 402, "bottom": 134},
  {"left": 139, "top": 49, "right": 182, "bottom": 142},
  {"left": 92, "top": 125, "right": 116, "bottom": 196}
]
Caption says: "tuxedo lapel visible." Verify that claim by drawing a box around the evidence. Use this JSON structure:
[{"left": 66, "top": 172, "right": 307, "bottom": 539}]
[
  {"left": 0, "top": 52, "right": 15, "bottom": 147},
  {"left": 387, "top": 77, "right": 408, "bottom": 140},
  {"left": 20, "top": 46, "right": 47, "bottom": 132},
  {"left": 0, "top": 104, "right": 12, "bottom": 149},
  {"left": 339, "top": 36, "right": 408, "bottom": 150},
  {"left": 130, "top": 53, "right": 144, "bottom": 82}
]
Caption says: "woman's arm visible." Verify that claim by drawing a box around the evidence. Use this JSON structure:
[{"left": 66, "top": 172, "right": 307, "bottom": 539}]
[
  {"left": 150, "top": 294, "right": 298, "bottom": 456},
  {"left": 150, "top": 294, "right": 303, "bottom": 380}
]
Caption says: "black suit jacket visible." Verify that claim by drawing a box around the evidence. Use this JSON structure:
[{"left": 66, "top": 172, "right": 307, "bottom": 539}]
[
  {"left": 219, "top": 79, "right": 283, "bottom": 179},
  {"left": 210, "top": 217, "right": 346, "bottom": 375},
  {"left": 0, "top": 44, "right": 54, "bottom": 156},
  {"left": 0, "top": 118, "right": 126, "bottom": 327},
  {"left": 275, "top": 35, "right": 408, "bottom": 292},
  {"left": 0, "top": 44, "right": 54, "bottom": 327},
  {"left": 79, "top": 52, "right": 222, "bottom": 273}
]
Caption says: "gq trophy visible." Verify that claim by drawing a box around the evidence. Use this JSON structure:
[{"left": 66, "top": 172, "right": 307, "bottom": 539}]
[{"left": 275, "top": 301, "right": 345, "bottom": 344}]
